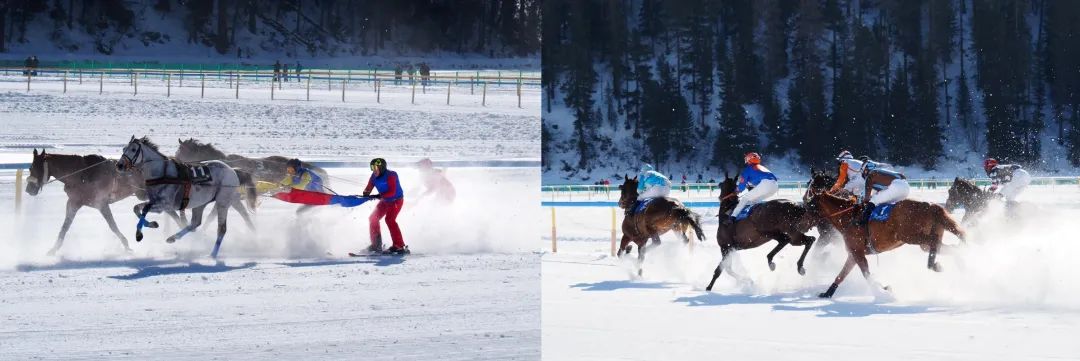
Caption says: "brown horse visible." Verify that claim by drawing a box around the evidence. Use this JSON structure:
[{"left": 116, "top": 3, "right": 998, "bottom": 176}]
[
  {"left": 175, "top": 138, "right": 329, "bottom": 186},
  {"left": 617, "top": 176, "right": 705, "bottom": 276},
  {"left": 805, "top": 190, "right": 966, "bottom": 298},
  {"left": 705, "top": 176, "right": 819, "bottom": 291},
  {"left": 945, "top": 177, "right": 999, "bottom": 224},
  {"left": 25, "top": 149, "right": 183, "bottom": 255}
]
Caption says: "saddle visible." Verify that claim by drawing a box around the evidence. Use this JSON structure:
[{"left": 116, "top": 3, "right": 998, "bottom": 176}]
[
  {"left": 734, "top": 203, "right": 758, "bottom": 221},
  {"left": 869, "top": 203, "right": 896, "bottom": 222},
  {"left": 628, "top": 198, "right": 655, "bottom": 216},
  {"left": 145, "top": 159, "right": 213, "bottom": 210}
]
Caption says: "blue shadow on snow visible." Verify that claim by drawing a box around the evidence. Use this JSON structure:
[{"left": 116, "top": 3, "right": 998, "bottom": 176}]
[
  {"left": 673, "top": 291, "right": 942, "bottom": 318},
  {"left": 108, "top": 261, "right": 258, "bottom": 280},
  {"left": 571, "top": 280, "right": 675, "bottom": 291}
]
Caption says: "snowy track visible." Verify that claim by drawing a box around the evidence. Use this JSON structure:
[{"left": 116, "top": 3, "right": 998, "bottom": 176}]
[
  {"left": 0, "top": 78, "right": 541, "bottom": 359},
  {"left": 542, "top": 189, "right": 1080, "bottom": 360}
]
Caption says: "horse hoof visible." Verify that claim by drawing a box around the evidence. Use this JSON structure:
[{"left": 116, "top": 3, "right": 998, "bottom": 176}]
[
  {"left": 146, "top": 221, "right": 159, "bottom": 229},
  {"left": 930, "top": 264, "right": 943, "bottom": 272},
  {"left": 135, "top": 232, "right": 143, "bottom": 242},
  {"left": 798, "top": 266, "right": 806, "bottom": 276},
  {"left": 46, "top": 248, "right": 58, "bottom": 256},
  {"left": 768, "top": 262, "right": 776, "bottom": 271},
  {"left": 165, "top": 236, "right": 176, "bottom": 244},
  {"left": 818, "top": 292, "right": 833, "bottom": 299}
]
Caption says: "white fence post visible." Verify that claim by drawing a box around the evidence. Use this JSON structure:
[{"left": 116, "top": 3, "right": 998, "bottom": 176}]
[{"left": 201, "top": 73, "right": 205, "bottom": 98}]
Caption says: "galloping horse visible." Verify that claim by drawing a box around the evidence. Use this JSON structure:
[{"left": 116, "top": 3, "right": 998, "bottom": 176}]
[
  {"left": 118, "top": 136, "right": 257, "bottom": 258},
  {"left": 805, "top": 189, "right": 966, "bottom": 298},
  {"left": 25, "top": 149, "right": 167, "bottom": 255},
  {"left": 175, "top": 138, "right": 329, "bottom": 186},
  {"left": 617, "top": 176, "right": 705, "bottom": 276},
  {"left": 705, "top": 176, "right": 819, "bottom": 291},
  {"left": 945, "top": 177, "right": 998, "bottom": 223}
]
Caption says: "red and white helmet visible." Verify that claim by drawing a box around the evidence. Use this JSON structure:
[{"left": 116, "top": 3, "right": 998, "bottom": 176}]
[
  {"left": 744, "top": 152, "right": 761, "bottom": 165},
  {"left": 836, "top": 150, "right": 853, "bottom": 161},
  {"left": 983, "top": 158, "right": 998, "bottom": 172}
]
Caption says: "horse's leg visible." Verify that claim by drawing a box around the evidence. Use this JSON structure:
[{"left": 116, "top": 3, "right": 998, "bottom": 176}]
[
  {"left": 97, "top": 204, "right": 132, "bottom": 252},
  {"left": 232, "top": 198, "right": 256, "bottom": 231},
  {"left": 166, "top": 205, "right": 204, "bottom": 244},
  {"left": 819, "top": 253, "right": 856, "bottom": 298},
  {"left": 926, "top": 233, "right": 944, "bottom": 272},
  {"left": 132, "top": 202, "right": 155, "bottom": 242},
  {"left": 765, "top": 234, "right": 790, "bottom": 271},
  {"left": 794, "top": 234, "right": 816, "bottom": 276},
  {"left": 163, "top": 210, "right": 185, "bottom": 229},
  {"left": 47, "top": 199, "right": 82, "bottom": 256},
  {"left": 852, "top": 248, "right": 889, "bottom": 293},
  {"left": 706, "top": 245, "right": 732, "bottom": 291},
  {"left": 636, "top": 238, "right": 646, "bottom": 277},
  {"left": 617, "top": 234, "right": 632, "bottom": 257},
  {"left": 211, "top": 202, "right": 229, "bottom": 259}
]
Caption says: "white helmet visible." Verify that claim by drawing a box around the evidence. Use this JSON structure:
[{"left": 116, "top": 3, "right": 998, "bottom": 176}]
[{"left": 836, "top": 150, "right": 853, "bottom": 161}]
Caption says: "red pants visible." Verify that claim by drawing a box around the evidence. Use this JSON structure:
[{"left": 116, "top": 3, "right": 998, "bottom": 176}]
[{"left": 370, "top": 199, "right": 405, "bottom": 248}]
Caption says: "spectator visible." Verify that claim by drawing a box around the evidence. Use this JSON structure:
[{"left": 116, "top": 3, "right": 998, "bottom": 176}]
[
  {"left": 394, "top": 63, "right": 403, "bottom": 85},
  {"left": 420, "top": 62, "right": 431, "bottom": 86},
  {"left": 407, "top": 64, "right": 416, "bottom": 83},
  {"left": 273, "top": 60, "right": 281, "bottom": 82},
  {"left": 295, "top": 61, "right": 303, "bottom": 81},
  {"left": 282, "top": 63, "right": 290, "bottom": 82}
]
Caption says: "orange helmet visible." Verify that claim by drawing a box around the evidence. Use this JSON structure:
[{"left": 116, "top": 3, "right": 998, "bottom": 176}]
[
  {"left": 984, "top": 158, "right": 998, "bottom": 172},
  {"left": 744, "top": 152, "right": 761, "bottom": 165}
]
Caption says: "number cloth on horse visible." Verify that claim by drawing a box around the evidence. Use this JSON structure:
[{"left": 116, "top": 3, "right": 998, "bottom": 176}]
[{"left": 869, "top": 203, "right": 896, "bottom": 222}]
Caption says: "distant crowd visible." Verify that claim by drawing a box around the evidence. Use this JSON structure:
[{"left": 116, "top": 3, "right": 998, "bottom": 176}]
[{"left": 272, "top": 60, "right": 303, "bottom": 82}]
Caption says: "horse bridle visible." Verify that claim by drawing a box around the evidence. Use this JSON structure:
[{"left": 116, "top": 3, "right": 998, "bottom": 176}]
[
  {"left": 120, "top": 140, "right": 145, "bottom": 171},
  {"left": 26, "top": 156, "right": 49, "bottom": 190}
]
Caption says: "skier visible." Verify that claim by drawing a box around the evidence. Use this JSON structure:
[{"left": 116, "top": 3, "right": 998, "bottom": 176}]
[
  {"left": 725, "top": 152, "right": 778, "bottom": 225},
  {"left": 828, "top": 150, "right": 867, "bottom": 201},
  {"left": 854, "top": 156, "right": 909, "bottom": 226},
  {"left": 984, "top": 158, "right": 1031, "bottom": 203},
  {"left": 279, "top": 158, "right": 324, "bottom": 192},
  {"left": 415, "top": 158, "right": 456, "bottom": 203},
  {"left": 361, "top": 158, "right": 409, "bottom": 255}
]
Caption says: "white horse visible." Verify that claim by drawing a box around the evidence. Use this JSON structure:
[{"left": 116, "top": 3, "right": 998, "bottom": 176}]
[{"left": 118, "top": 136, "right": 256, "bottom": 258}]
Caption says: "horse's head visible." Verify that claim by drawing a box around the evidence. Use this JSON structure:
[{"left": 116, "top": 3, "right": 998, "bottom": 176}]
[
  {"left": 805, "top": 189, "right": 856, "bottom": 222},
  {"left": 946, "top": 177, "right": 981, "bottom": 212},
  {"left": 803, "top": 169, "right": 836, "bottom": 203},
  {"left": 26, "top": 148, "right": 49, "bottom": 196},
  {"left": 617, "top": 174, "right": 639, "bottom": 209},
  {"left": 718, "top": 176, "right": 738, "bottom": 213},
  {"left": 119, "top": 135, "right": 162, "bottom": 172}
]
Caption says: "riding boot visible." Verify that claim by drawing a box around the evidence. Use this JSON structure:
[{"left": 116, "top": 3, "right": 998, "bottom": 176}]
[{"left": 853, "top": 203, "right": 875, "bottom": 226}]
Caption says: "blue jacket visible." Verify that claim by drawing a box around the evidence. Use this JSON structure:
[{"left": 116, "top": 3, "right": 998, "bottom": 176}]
[
  {"left": 637, "top": 164, "right": 671, "bottom": 192},
  {"left": 365, "top": 170, "right": 404, "bottom": 202},
  {"left": 737, "top": 164, "right": 777, "bottom": 192}
]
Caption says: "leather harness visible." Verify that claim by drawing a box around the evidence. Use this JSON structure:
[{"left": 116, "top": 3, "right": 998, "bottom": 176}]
[{"left": 144, "top": 159, "right": 210, "bottom": 211}]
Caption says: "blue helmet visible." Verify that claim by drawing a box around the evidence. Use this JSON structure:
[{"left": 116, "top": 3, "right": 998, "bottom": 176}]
[{"left": 286, "top": 158, "right": 302, "bottom": 171}]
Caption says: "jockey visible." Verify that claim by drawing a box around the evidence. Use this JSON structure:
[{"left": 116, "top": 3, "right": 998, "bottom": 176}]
[
  {"left": 828, "top": 150, "right": 865, "bottom": 200},
  {"left": 636, "top": 163, "right": 672, "bottom": 200},
  {"left": 855, "top": 157, "right": 910, "bottom": 226},
  {"left": 362, "top": 158, "right": 409, "bottom": 255},
  {"left": 725, "top": 152, "right": 778, "bottom": 225},
  {"left": 279, "top": 158, "right": 324, "bottom": 192},
  {"left": 416, "top": 158, "right": 456, "bottom": 203},
  {"left": 984, "top": 158, "right": 1031, "bottom": 203}
]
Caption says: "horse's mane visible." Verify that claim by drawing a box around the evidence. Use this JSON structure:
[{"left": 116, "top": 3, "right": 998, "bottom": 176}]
[
  {"left": 180, "top": 138, "right": 227, "bottom": 157},
  {"left": 139, "top": 136, "right": 161, "bottom": 153}
]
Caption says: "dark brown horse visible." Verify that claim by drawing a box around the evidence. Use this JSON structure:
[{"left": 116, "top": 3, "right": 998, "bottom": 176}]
[
  {"left": 945, "top": 177, "right": 998, "bottom": 223},
  {"left": 705, "top": 177, "right": 819, "bottom": 291},
  {"left": 805, "top": 190, "right": 966, "bottom": 298},
  {"left": 617, "top": 176, "right": 705, "bottom": 276},
  {"left": 26, "top": 149, "right": 180, "bottom": 255},
  {"left": 175, "top": 138, "right": 329, "bottom": 186}
]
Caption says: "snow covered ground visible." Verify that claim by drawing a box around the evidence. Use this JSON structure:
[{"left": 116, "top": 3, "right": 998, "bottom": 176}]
[
  {"left": 0, "top": 79, "right": 540, "bottom": 359},
  {"left": 542, "top": 187, "right": 1080, "bottom": 361}
]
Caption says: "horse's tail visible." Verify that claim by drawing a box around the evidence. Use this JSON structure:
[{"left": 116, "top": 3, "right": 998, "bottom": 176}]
[
  {"left": 933, "top": 204, "right": 966, "bottom": 243},
  {"left": 674, "top": 206, "right": 705, "bottom": 243},
  {"left": 236, "top": 169, "right": 259, "bottom": 211}
]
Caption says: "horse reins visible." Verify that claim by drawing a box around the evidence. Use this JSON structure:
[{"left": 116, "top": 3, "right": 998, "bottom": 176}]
[{"left": 827, "top": 206, "right": 856, "bottom": 218}]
